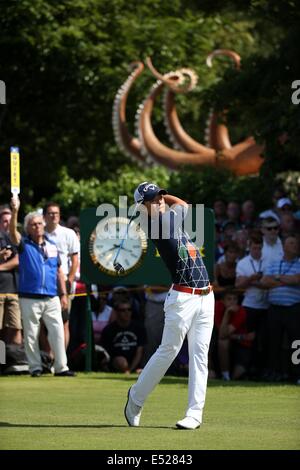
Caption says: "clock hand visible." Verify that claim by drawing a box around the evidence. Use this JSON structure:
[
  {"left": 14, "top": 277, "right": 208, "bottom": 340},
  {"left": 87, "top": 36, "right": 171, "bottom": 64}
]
[
  {"left": 102, "top": 245, "right": 119, "bottom": 255},
  {"left": 113, "top": 243, "right": 133, "bottom": 253},
  {"left": 121, "top": 247, "right": 134, "bottom": 253},
  {"left": 113, "top": 200, "right": 143, "bottom": 274}
]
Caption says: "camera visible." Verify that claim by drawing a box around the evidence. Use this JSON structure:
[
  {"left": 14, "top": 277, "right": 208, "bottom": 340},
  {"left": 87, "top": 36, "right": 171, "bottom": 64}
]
[{"left": 0, "top": 245, "right": 13, "bottom": 263}]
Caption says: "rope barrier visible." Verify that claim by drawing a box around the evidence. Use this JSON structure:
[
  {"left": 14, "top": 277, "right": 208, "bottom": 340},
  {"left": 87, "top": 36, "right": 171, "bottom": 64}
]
[{"left": 0, "top": 285, "right": 246, "bottom": 298}]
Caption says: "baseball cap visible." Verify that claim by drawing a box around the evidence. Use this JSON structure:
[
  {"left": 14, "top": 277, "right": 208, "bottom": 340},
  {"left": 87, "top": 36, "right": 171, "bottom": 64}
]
[
  {"left": 134, "top": 182, "right": 167, "bottom": 203},
  {"left": 259, "top": 210, "right": 280, "bottom": 224},
  {"left": 277, "top": 197, "right": 292, "bottom": 209}
]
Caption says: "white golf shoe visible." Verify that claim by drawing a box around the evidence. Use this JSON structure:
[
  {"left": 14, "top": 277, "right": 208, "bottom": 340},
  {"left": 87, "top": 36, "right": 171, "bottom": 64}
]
[
  {"left": 124, "top": 387, "right": 142, "bottom": 427},
  {"left": 176, "top": 417, "right": 201, "bottom": 430}
]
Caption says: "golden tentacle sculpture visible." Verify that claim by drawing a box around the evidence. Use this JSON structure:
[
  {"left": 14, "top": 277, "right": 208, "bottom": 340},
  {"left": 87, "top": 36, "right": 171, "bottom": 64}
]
[
  {"left": 157, "top": 51, "right": 257, "bottom": 158},
  {"left": 112, "top": 55, "right": 264, "bottom": 175},
  {"left": 205, "top": 49, "right": 240, "bottom": 151},
  {"left": 136, "top": 73, "right": 263, "bottom": 175},
  {"left": 146, "top": 57, "right": 213, "bottom": 154},
  {"left": 205, "top": 50, "right": 265, "bottom": 166},
  {"left": 147, "top": 53, "right": 238, "bottom": 153},
  {"left": 112, "top": 61, "right": 145, "bottom": 164}
]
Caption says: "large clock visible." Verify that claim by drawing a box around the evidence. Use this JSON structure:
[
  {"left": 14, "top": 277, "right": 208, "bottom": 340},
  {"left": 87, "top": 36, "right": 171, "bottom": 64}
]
[{"left": 89, "top": 216, "right": 148, "bottom": 276}]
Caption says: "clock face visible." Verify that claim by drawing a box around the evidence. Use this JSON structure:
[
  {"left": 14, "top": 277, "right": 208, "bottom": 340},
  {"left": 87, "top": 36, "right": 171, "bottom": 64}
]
[{"left": 89, "top": 216, "right": 148, "bottom": 276}]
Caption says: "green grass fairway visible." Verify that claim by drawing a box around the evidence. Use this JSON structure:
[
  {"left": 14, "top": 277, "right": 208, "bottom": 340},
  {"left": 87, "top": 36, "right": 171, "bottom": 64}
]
[{"left": 0, "top": 373, "right": 299, "bottom": 450}]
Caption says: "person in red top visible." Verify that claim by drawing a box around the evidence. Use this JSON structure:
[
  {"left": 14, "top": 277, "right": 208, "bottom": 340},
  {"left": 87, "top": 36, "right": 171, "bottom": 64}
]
[{"left": 215, "top": 289, "right": 255, "bottom": 380}]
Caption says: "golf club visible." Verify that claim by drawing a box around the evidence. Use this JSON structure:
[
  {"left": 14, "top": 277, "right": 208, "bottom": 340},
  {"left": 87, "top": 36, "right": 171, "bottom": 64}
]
[{"left": 113, "top": 200, "right": 143, "bottom": 274}]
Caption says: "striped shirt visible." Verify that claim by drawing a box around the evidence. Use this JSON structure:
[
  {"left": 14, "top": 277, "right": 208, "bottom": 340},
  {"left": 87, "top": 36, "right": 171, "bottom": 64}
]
[{"left": 265, "top": 257, "right": 300, "bottom": 306}]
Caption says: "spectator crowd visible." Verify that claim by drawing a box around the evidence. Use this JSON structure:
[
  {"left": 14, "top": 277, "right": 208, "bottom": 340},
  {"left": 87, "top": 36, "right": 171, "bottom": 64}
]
[{"left": 0, "top": 186, "right": 299, "bottom": 385}]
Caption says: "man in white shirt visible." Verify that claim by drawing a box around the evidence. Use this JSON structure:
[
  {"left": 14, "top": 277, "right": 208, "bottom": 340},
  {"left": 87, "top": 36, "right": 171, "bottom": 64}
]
[
  {"left": 235, "top": 231, "right": 269, "bottom": 377},
  {"left": 261, "top": 217, "right": 283, "bottom": 267},
  {"left": 44, "top": 202, "right": 80, "bottom": 348}
]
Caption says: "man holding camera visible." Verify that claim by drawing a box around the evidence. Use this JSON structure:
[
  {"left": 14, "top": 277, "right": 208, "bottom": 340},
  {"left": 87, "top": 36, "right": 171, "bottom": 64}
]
[
  {"left": 235, "top": 231, "right": 269, "bottom": 376},
  {"left": 0, "top": 206, "right": 22, "bottom": 345}
]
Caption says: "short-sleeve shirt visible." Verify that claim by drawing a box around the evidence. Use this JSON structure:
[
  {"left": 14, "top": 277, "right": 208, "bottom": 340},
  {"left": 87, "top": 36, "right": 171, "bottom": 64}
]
[
  {"left": 92, "top": 305, "right": 113, "bottom": 344},
  {"left": 0, "top": 231, "right": 18, "bottom": 294},
  {"left": 18, "top": 236, "right": 61, "bottom": 297},
  {"left": 45, "top": 224, "right": 80, "bottom": 277},
  {"left": 148, "top": 205, "right": 209, "bottom": 288},
  {"left": 214, "top": 300, "right": 252, "bottom": 348},
  {"left": 236, "top": 255, "right": 269, "bottom": 309},
  {"left": 265, "top": 257, "right": 300, "bottom": 306},
  {"left": 262, "top": 238, "right": 283, "bottom": 267},
  {"left": 101, "top": 320, "right": 146, "bottom": 363}
]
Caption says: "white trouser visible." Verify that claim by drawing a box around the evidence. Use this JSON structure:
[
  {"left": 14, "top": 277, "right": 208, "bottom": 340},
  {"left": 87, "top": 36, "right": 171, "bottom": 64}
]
[
  {"left": 131, "top": 289, "right": 214, "bottom": 423},
  {"left": 20, "top": 297, "right": 69, "bottom": 374}
]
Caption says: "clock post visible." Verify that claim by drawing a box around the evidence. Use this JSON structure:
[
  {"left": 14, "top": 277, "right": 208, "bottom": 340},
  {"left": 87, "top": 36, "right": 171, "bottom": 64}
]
[{"left": 84, "top": 285, "right": 93, "bottom": 372}]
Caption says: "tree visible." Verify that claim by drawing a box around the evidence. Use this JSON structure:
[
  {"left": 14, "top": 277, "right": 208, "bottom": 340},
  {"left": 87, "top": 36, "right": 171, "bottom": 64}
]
[
  {"left": 0, "top": 0, "right": 265, "bottom": 205},
  {"left": 36, "top": 164, "right": 170, "bottom": 215},
  {"left": 201, "top": 0, "right": 300, "bottom": 174}
]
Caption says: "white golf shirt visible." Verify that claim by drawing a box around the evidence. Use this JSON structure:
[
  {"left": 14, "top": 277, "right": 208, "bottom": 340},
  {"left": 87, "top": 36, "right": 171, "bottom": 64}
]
[
  {"left": 45, "top": 224, "right": 80, "bottom": 277},
  {"left": 262, "top": 238, "right": 283, "bottom": 267},
  {"left": 236, "top": 254, "right": 269, "bottom": 309}
]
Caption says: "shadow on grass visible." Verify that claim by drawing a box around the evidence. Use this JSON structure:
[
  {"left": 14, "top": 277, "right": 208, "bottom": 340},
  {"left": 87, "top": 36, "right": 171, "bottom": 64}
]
[
  {"left": 207, "top": 379, "right": 293, "bottom": 387},
  {"left": 88, "top": 373, "right": 289, "bottom": 387},
  {"left": 92, "top": 374, "right": 189, "bottom": 385},
  {"left": 0, "top": 422, "right": 174, "bottom": 430},
  {"left": 2, "top": 372, "right": 290, "bottom": 388}
]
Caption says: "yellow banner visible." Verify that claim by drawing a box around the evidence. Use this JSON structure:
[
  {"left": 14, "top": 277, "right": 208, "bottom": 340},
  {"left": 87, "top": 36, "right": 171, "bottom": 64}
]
[{"left": 10, "top": 146, "right": 20, "bottom": 195}]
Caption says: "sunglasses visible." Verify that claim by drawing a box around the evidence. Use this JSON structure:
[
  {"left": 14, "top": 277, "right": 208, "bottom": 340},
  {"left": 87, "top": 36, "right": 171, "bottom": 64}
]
[
  {"left": 117, "top": 307, "right": 132, "bottom": 312},
  {"left": 265, "top": 226, "right": 279, "bottom": 231}
]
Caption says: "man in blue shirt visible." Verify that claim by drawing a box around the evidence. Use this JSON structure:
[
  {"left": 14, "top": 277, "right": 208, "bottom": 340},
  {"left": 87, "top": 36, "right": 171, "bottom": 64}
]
[
  {"left": 261, "top": 235, "right": 300, "bottom": 383},
  {"left": 125, "top": 182, "right": 214, "bottom": 429},
  {"left": 9, "top": 197, "right": 75, "bottom": 377}
]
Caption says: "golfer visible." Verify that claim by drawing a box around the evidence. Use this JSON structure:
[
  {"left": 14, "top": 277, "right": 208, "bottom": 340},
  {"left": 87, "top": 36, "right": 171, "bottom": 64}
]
[{"left": 125, "top": 182, "right": 214, "bottom": 429}]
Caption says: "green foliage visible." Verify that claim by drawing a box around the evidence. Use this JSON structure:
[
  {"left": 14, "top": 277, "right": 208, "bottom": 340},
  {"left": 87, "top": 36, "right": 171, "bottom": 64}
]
[
  {"left": 201, "top": 1, "right": 300, "bottom": 173},
  {"left": 0, "top": 0, "right": 264, "bottom": 204},
  {"left": 169, "top": 166, "right": 273, "bottom": 210},
  {"left": 275, "top": 171, "right": 300, "bottom": 202},
  {"left": 51, "top": 164, "right": 170, "bottom": 212},
  {"left": 1, "top": 0, "right": 299, "bottom": 209}
]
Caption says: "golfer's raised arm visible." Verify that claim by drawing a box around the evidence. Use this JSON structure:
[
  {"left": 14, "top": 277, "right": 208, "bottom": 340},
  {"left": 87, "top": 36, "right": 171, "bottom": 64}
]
[
  {"left": 163, "top": 194, "right": 188, "bottom": 208},
  {"left": 9, "top": 196, "right": 22, "bottom": 246}
]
